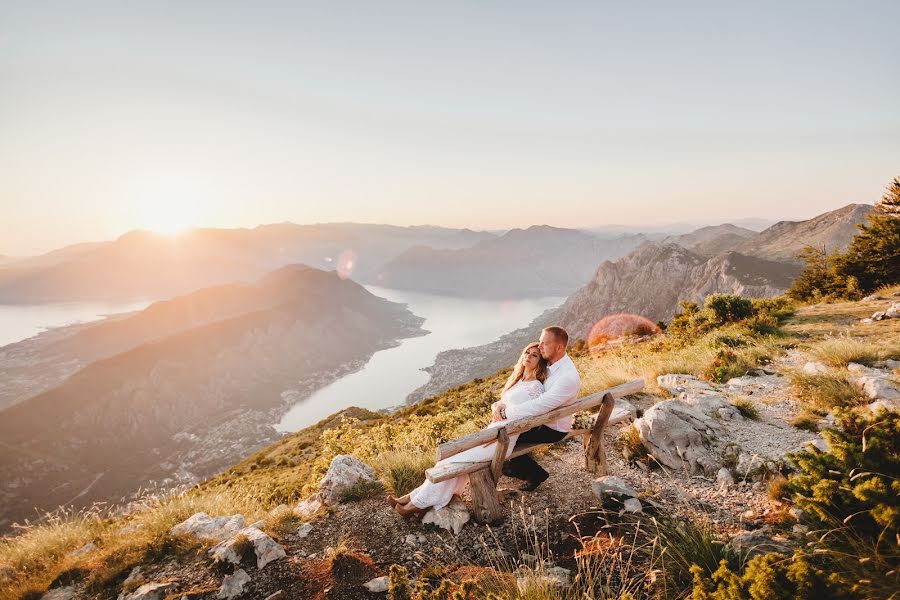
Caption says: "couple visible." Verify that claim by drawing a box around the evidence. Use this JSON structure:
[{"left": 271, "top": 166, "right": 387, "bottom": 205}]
[{"left": 389, "top": 326, "right": 582, "bottom": 517}]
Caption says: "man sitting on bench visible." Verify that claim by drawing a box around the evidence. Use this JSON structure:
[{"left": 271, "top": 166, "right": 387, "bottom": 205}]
[{"left": 492, "top": 326, "right": 582, "bottom": 491}]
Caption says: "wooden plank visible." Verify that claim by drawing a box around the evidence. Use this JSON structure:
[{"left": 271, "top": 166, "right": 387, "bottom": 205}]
[
  {"left": 490, "top": 427, "right": 510, "bottom": 482},
  {"left": 436, "top": 379, "right": 644, "bottom": 461},
  {"left": 468, "top": 468, "right": 503, "bottom": 523},
  {"left": 426, "top": 429, "right": 591, "bottom": 483},
  {"left": 585, "top": 393, "right": 614, "bottom": 475}
]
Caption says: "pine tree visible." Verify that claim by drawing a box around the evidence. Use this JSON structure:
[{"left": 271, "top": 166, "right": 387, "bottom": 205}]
[{"left": 835, "top": 177, "right": 900, "bottom": 292}]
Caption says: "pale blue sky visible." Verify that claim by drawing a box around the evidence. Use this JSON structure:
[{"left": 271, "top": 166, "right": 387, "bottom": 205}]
[{"left": 1, "top": 1, "right": 898, "bottom": 255}]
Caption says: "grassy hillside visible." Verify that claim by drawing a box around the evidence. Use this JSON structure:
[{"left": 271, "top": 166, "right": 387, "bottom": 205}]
[{"left": 1, "top": 287, "right": 899, "bottom": 599}]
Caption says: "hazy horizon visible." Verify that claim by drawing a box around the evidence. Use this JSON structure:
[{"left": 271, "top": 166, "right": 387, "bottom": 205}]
[{"left": 2, "top": 1, "right": 898, "bottom": 256}]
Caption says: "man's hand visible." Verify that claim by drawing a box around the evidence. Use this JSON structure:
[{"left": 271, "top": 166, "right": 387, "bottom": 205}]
[{"left": 491, "top": 401, "right": 507, "bottom": 422}]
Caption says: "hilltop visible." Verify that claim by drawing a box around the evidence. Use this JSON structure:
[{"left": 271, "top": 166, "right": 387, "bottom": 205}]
[{"left": 2, "top": 286, "right": 898, "bottom": 599}]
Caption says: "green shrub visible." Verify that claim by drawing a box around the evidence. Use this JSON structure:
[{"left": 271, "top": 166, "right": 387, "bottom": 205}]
[
  {"left": 704, "top": 349, "right": 752, "bottom": 383},
  {"left": 688, "top": 553, "right": 839, "bottom": 600},
  {"left": 704, "top": 294, "right": 754, "bottom": 324}
]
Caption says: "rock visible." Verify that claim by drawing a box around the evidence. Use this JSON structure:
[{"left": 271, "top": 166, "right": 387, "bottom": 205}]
[
  {"left": 610, "top": 398, "right": 638, "bottom": 423},
  {"left": 657, "top": 374, "right": 714, "bottom": 394},
  {"left": 263, "top": 593, "right": 284, "bottom": 600},
  {"left": 884, "top": 359, "right": 900, "bottom": 370},
  {"left": 860, "top": 318, "right": 874, "bottom": 324},
  {"left": 622, "top": 498, "right": 643, "bottom": 513},
  {"left": 847, "top": 362, "right": 881, "bottom": 376},
  {"left": 806, "top": 437, "right": 829, "bottom": 452},
  {"left": 68, "top": 542, "right": 96, "bottom": 557},
  {"left": 296, "top": 522, "right": 313, "bottom": 538},
  {"left": 886, "top": 303, "right": 900, "bottom": 318},
  {"left": 170, "top": 512, "right": 246, "bottom": 542},
  {"left": 295, "top": 493, "right": 326, "bottom": 519},
  {"left": 856, "top": 376, "right": 900, "bottom": 400},
  {"left": 793, "top": 524, "right": 809, "bottom": 534},
  {"left": 123, "top": 567, "right": 144, "bottom": 586},
  {"left": 867, "top": 399, "right": 900, "bottom": 413},
  {"left": 119, "top": 582, "right": 178, "bottom": 600},
  {"left": 862, "top": 294, "right": 883, "bottom": 302},
  {"left": 726, "top": 527, "right": 793, "bottom": 558},
  {"left": 716, "top": 467, "right": 734, "bottom": 490},
  {"left": 364, "top": 576, "right": 389, "bottom": 593},
  {"left": 735, "top": 452, "right": 768, "bottom": 480},
  {"left": 633, "top": 400, "right": 720, "bottom": 474},
  {"left": 317, "top": 455, "right": 377, "bottom": 505},
  {"left": 546, "top": 566, "right": 572, "bottom": 587},
  {"left": 218, "top": 569, "right": 250, "bottom": 599},
  {"left": 788, "top": 507, "right": 805, "bottom": 521},
  {"left": 802, "top": 361, "right": 828, "bottom": 375},
  {"left": 404, "top": 534, "right": 419, "bottom": 547},
  {"left": 41, "top": 588, "right": 75, "bottom": 600},
  {"left": 679, "top": 391, "right": 741, "bottom": 420},
  {"left": 421, "top": 496, "right": 470, "bottom": 534},
  {"left": 267, "top": 504, "right": 292, "bottom": 520},
  {"left": 591, "top": 475, "right": 638, "bottom": 499},
  {"left": 209, "top": 527, "right": 286, "bottom": 569},
  {"left": 872, "top": 311, "right": 886, "bottom": 321}
]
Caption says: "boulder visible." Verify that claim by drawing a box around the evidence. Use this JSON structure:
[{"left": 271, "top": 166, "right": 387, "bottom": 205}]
[
  {"left": 218, "top": 569, "right": 250, "bottom": 599},
  {"left": 209, "top": 527, "right": 286, "bottom": 569},
  {"left": 716, "top": 467, "right": 734, "bottom": 490},
  {"left": 633, "top": 400, "right": 720, "bottom": 474},
  {"left": 802, "top": 361, "right": 828, "bottom": 375},
  {"left": 295, "top": 493, "right": 326, "bottom": 519},
  {"left": 421, "top": 497, "right": 470, "bottom": 534},
  {"left": 317, "top": 455, "right": 377, "bottom": 506},
  {"left": 591, "top": 475, "right": 638, "bottom": 499},
  {"left": 678, "top": 391, "right": 741, "bottom": 420},
  {"left": 726, "top": 526, "right": 793, "bottom": 558},
  {"left": 622, "top": 498, "right": 643, "bottom": 513},
  {"left": 170, "top": 512, "right": 246, "bottom": 542},
  {"left": 119, "top": 582, "right": 178, "bottom": 600},
  {"left": 364, "top": 576, "right": 389, "bottom": 593},
  {"left": 41, "top": 588, "right": 74, "bottom": 600},
  {"left": 610, "top": 398, "right": 638, "bottom": 423},
  {"left": 873, "top": 311, "right": 886, "bottom": 321},
  {"left": 856, "top": 376, "right": 900, "bottom": 401}
]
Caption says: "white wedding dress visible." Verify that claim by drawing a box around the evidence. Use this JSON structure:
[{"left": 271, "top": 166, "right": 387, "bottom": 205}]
[{"left": 407, "top": 378, "right": 545, "bottom": 511}]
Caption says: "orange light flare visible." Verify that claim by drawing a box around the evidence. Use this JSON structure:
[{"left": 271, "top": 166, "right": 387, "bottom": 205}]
[
  {"left": 336, "top": 249, "right": 358, "bottom": 279},
  {"left": 587, "top": 313, "right": 662, "bottom": 350}
]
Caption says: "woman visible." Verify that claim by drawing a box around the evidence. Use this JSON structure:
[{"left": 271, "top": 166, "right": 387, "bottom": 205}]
[{"left": 388, "top": 342, "right": 548, "bottom": 517}]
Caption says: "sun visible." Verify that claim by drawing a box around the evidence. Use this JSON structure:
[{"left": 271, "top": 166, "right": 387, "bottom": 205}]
[{"left": 131, "top": 178, "right": 207, "bottom": 235}]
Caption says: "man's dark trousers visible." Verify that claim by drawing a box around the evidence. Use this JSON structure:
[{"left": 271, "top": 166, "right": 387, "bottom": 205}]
[{"left": 501, "top": 425, "right": 567, "bottom": 482}]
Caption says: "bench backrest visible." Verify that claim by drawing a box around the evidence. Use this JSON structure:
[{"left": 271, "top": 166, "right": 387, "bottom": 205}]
[{"left": 435, "top": 378, "right": 644, "bottom": 461}]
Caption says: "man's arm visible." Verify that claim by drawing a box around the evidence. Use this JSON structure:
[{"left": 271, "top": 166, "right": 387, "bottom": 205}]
[{"left": 502, "top": 372, "right": 581, "bottom": 421}]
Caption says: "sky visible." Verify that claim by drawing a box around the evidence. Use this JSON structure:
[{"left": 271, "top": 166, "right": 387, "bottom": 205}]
[{"left": 1, "top": 1, "right": 899, "bottom": 256}]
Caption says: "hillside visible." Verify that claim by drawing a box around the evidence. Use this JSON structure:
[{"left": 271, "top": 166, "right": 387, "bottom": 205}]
[
  {"left": 373, "top": 226, "right": 646, "bottom": 297},
  {"left": 0, "top": 265, "right": 425, "bottom": 532},
  {"left": 2, "top": 288, "right": 898, "bottom": 600},
  {"left": 0, "top": 224, "right": 494, "bottom": 304}
]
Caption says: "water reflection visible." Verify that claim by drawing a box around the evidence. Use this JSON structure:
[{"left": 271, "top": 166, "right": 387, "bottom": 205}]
[
  {"left": 275, "top": 286, "right": 563, "bottom": 431},
  {"left": 0, "top": 300, "right": 152, "bottom": 348}
]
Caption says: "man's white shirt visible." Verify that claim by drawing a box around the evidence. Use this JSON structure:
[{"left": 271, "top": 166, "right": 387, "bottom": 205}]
[{"left": 503, "top": 353, "right": 581, "bottom": 432}]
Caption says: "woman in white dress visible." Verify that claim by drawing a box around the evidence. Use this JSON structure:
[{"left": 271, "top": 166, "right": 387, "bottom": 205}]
[{"left": 388, "top": 342, "right": 548, "bottom": 517}]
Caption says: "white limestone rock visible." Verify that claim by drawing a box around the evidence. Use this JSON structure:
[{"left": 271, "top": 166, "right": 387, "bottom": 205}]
[
  {"left": 726, "top": 526, "right": 792, "bottom": 558},
  {"left": 886, "top": 302, "right": 900, "bottom": 318},
  {"left": 119, "top": 582, "right": 178, "bottom": 600},
  {"left": 802, "top": 361, "right": 828, "bottom": 375},
  {"left": 364, "top": 576, "right": 389, "bottom": 593},
  {"left": 856, "top": 376, "right": 900, "bottom": 401},
  {"left": 591, "top": 475, "right": 638, "bottom": 499},
  {"left": 421, "top": 496, "right": 470, "bottom": 534},
  {"left": 657, "top": 374, "right": 714, "bottom": 394},
  {"left": 622, "top": 498, "right": 643, "bottom": 513},
  {"left": 610, "top": 398, "right": 638, "bottom": 424},
  {"left": 296, "top": 522, "right": 313, "bottom": 538},
  {"left": 679, "top": 391, "right": 742, "bottom": 420},
  {"left": 317, "top": 455, "right": 377, "bottom": 506},
  {"left": 633, "top": 400, "right": 720, "bottom": 474},
  {"left": 170, "top": 512, "right": 246, "bottom": 542},
  {"left": 717, "top": 467, "right": 735, "bottom": 490},
  {"left": 295, "top": 493, "right": 326, "bottom": 520},
  {"left": 209, "top": 527, "right": 286, "bottom": 570},
  {"left": 218, "top": 569, "right": 250, "bottom": 599},
  {"left": 867, "top": 399, "right": 900, "bottom": 413},
  {"left": 41, "top": 588, "right": 75, "bottom": 600}
]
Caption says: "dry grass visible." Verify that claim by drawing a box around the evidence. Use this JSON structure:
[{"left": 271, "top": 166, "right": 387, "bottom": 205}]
[
  {"left": 807, "top": 336, "right": 883, "bottom": 367},
  {"left": 788, "top": 371, "right": 868, "bottom": 411},
  {"left": 731, "top": 398, "right": 760, "bottom": 420},
  {"left": 789, "top": 412, "right": 821, "bottom": 432},
  {"left": 371, "top": 448, "right": 436, "bottom": 496}
]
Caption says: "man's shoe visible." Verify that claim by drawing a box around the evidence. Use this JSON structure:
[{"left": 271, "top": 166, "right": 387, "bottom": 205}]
[{"left": 518, "top": 472, "right": 549, "bottom": 492}]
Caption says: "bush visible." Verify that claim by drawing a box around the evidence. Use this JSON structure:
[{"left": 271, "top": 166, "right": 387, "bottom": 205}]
[
  {"left": 688, "top": 553, "right": 839, "bottom": 599},
  {"left": 704, "top": 294, "right": 754, "bottom": 325},
  {"left": 808, "top": 336, "right": 881, "bottom": 367},
  {"left": 372, "top": 449, "right": 435, "bottom": 496},
  {"left": 704, "top": 349, "right": 753, "bottom": 383},
  {"left": 338, "top": 479, "right": 384, "bottom": 503},
  {"left": 788, "top": 371, "right": 867, "bottom": 411},
  {"left": 731, "top": 398, "right": 759, "bottom": 420}
]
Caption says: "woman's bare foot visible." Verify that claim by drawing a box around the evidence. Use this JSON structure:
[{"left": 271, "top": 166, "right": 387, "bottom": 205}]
[
  {"left": 393, "top": 501, "right": 426, "bottom": 518},
  {"left": 387, "top": 494, "right": 411, "bottom": 508}
]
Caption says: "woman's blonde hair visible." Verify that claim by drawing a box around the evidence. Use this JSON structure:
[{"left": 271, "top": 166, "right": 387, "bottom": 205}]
[{"left": 502, "top": 342, "right": 548, "bottom": 394}]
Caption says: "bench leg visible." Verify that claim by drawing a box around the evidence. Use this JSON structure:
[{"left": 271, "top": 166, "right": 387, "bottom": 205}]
[
  {"left": 468, "top": 469, "right": 503, "bottom": 523},
  {"left": 585, "top": 393, "right": 614, "bottom": 476}
]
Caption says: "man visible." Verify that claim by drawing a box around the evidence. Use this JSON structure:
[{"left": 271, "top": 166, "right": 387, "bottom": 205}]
[{"left": 491, "top": 325, "right": 581, "bottom": 491}]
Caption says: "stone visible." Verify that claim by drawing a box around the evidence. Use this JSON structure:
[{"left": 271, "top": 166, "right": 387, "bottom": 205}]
[
  {"left": 872, "top": 311, "right": 886, "bottom": 321},
  {"left": 657, "top": 374, "right": 714, "bottom": 394},
  {"left": 364, "top": 576, "right": 389, "bottom": 593},
  {"left": 678, "top": 391, "right": 741, "bottom": 420},
  {"left": 886, "top": 303, "right": 900, "bottom": 318},
  {"left": 170, "top": 512, "right": 246, "bottom": 542},
  {"left": 68, "top": 542, "right": 96, "bottom": 557},
  {"left": 884, "top": 359, "right": 900, "bottom": 370},
  {"left": 296, "top": 522, "right": 313, "bottom": 538},
  {"left": 622, "top": 498, "right": 643, "bottom": 513},
  {"left": 209, "top": 527, "right": 286, "bottom": 570},
  {"left": 317, "top": 455, "right": 377, "bottom": 506},
  {"left": 218, "top": 569, "right": 250, "bottom": 599},
  {"left": 41, "top": 588, "right": 75, "bottom": 600},
  {"left": 267, "top": 504, "right": 292, "bottom": 519},
  {"left": 788, "top": 507, "right": 805, "bottom": 521},
  {"left": 591, "top": 475, "right": 638, "bottom": 499},
  {"left": 735, "top": 452, "right": 768, "bottom": 480},
  {"left": 421, "top": 496, "right": 470, "bottom": 534},
  {"left": 726, "top": 527, "right": 792, "bottom": 558},
  {"left": 867, "top": 399, "right": 900, "bottom": 413},
  {"left": 716, "top": 467, "right": 734, "bottom": 490},
  {"left": 610, "top": 398, "right": 638, "bottom": 424},
  {"left": 860, "top": 318, "right": 874, "bottom": 324},
  {"left": 793, "top": 524, "right": 809, "bottom": 534},
  {"left": 862, "top": 294, "right": 883, "bottom": 302},
  {"left": 856, "top": 376, "right": 900, "bottom": 401},
  {"left": 806, "top": 437, "right": 829, "bottom": 452},
  {"left": 545, "top": 566, "right": 572, "bottom": 587},
  {"left": 404, "top": 534, "right": 419, "bottom": 547},
  {"left": 295, "top": 493, "right": 326, "bottom": 519},
  {"left": 633, "top": 400, "right": 720, "bottom": 474},
  {"left": 119, "top": 582, "right": 178, "bottom": 600},
  {"left": 802, "top": 361, "right": 828, "bottom": 375},
  {"left": 847, "top": 362, "right": 881, "bottom": 376},
  {"left": 123, "top": 567, "right": 144, "bottom": 586}
]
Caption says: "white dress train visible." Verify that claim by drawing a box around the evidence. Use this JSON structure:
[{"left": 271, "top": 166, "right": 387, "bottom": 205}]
[{"left": 407, "top": 378, "right": 545, "bottom": 510}]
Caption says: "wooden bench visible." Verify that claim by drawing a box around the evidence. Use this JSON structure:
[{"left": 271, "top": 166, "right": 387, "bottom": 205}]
[{"left": 425, "top": 378, "right": 645, "bottom": 523}]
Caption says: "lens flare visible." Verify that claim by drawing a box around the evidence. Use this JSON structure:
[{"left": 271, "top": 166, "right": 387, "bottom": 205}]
[{"left": 336, "top": 249, "right": 357, "bottom": 280}]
